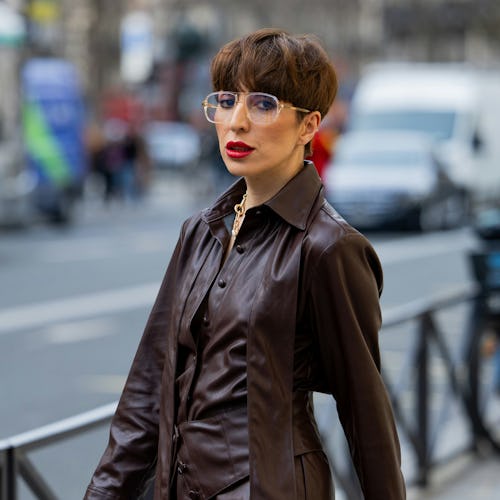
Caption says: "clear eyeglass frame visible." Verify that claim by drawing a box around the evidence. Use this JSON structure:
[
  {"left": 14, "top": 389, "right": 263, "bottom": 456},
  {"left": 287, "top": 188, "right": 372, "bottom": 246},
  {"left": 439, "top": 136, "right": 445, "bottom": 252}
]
[{"left": 201, "top": 91, "right": 311, "bottom": 125}]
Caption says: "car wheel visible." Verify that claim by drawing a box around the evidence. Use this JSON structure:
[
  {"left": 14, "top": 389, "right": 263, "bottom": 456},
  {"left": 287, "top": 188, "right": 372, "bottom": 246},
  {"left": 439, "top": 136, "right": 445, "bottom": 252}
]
[
  {"left": 443, "top": 191, "right": 470, "bottom": 229},
  {"left": 417, "top": 202, "right": 444, "bottom": 232},
  {"left": 48, "top": 192, "right": 75, "bottom": 225}
]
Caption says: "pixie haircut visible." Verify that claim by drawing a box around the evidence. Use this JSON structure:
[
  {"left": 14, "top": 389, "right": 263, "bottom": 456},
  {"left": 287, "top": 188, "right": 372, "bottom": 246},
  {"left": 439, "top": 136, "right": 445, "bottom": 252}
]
[{"left": 210, "top": 28, "right": 338, "bottom": 123}]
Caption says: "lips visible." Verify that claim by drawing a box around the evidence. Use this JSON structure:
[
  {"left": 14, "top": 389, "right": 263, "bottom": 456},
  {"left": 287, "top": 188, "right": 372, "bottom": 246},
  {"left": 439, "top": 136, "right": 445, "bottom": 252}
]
[{"left": 226, "top": 141, "right": 255, "bottom": 159}]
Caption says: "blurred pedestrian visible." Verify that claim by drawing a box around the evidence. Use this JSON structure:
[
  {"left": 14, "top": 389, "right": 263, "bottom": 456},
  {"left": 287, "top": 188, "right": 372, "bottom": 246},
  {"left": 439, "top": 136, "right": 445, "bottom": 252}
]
[
  {"left": 122, "top": 124, "right": 151, "bottom": 202},
  {"left": 99, "top": 119, "right": 128, "bottom": 203},
  {"left": 85, "top": 28, "right": 405, "bottom": 500}
]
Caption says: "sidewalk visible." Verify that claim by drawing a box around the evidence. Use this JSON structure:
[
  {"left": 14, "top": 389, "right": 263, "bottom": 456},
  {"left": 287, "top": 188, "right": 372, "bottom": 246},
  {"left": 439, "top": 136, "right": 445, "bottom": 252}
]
[{"left": 407, "top": 452, "right": 500, "bottom": 499}]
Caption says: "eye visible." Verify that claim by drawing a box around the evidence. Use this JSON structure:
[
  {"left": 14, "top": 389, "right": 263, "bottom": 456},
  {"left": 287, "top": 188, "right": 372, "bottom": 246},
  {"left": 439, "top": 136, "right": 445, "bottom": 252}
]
[
  {"left": 218, "top": 93, "right": 236, "bottom": 109},
  {"left": 249, "top": 93, "right": 278, "bottom": 112}
]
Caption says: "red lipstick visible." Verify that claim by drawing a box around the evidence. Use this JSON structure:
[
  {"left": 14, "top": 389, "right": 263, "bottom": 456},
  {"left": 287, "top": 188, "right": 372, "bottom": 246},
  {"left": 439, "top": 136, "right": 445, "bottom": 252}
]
[{"left": 226, "top": 141, "right": 254, "bottom": 159}]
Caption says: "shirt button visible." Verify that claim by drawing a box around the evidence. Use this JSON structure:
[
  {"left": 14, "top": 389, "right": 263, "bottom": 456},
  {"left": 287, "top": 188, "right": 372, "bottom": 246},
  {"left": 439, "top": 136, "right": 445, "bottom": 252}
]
[
  {"left": 236, "top": 244, "right": 245, "bottom": 254},
  {"left": 188, "top": 491, "right": 200, "bottom": 499},
  {"left": 177, "top": 461, "right": 187, "bottom": 474},
  {"left": 218, "top": 278, "right": 226, "bottom": 288},
  {"left": 202, "top": 316, "right": 210, "bottom": 326}
]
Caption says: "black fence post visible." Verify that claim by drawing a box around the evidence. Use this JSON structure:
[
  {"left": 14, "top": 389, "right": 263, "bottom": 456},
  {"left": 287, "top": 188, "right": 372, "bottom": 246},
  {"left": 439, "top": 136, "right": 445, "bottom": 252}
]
[
  {"left": 463, "top": 291, "right": 492, "bottom": 451},
  {"left": 2, "top": 448, "right": 17, "bottom": 500},
  {"left": 415, "top": 313, "right": 430, "bottom": 487},
  {"left": 18, "top": 453, "right": 58, "bottom": 500}
]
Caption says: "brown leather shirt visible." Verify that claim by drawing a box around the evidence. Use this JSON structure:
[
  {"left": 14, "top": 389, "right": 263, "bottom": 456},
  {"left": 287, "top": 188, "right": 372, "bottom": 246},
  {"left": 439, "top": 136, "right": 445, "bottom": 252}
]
[
  {"left": 175, "top": 215, "right": 250, "bottom": 423},
  {"left": 85, "top": 162, "right": 406, "bottom": 499}
]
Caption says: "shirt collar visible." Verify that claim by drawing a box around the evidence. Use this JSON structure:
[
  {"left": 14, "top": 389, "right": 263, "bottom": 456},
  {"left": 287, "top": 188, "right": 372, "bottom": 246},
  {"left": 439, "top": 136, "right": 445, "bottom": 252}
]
[{"left": 202, "top": 161, "right": 323, "bottom": 231}]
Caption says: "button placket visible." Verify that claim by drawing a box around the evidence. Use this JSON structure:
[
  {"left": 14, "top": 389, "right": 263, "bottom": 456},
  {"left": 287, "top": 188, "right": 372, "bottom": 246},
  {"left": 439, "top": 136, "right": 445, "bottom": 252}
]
[{"left": 177, "top": 461, "right": 188, "bottom": 475}]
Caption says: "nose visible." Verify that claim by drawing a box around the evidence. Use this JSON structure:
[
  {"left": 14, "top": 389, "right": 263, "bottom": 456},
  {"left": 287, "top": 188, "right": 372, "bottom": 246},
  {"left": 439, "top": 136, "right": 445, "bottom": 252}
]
[{"left": 229, "top": 100, "right": 250, "bottom": 130}]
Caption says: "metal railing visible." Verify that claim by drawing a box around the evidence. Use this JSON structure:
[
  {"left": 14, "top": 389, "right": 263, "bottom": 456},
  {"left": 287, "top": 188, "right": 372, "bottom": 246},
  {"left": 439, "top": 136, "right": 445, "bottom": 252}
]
[
  {"left": 381, "top": 284, "right": 478, "bottom": 487},
  {"left": 381, "top": 282, "right": 500, "bottom": 489},
  {"left": 1, "top": 283, "right": 498, "bottom": 499},
  {"left": 320, "top": 283, "right": 490, "bottom": 500},
  {"left": 0, "top": 403, "right": 116, "bottom": 500}
]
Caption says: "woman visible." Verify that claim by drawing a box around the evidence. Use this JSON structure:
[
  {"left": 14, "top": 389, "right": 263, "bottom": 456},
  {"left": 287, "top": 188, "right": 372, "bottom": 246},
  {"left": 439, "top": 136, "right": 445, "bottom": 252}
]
[{"left": 85, "top": 29, "right": 405, "bottom": 499}]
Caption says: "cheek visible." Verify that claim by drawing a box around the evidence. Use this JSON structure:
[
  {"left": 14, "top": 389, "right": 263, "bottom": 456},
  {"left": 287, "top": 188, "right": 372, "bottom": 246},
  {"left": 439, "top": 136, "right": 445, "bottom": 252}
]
[
  {"left": 255, "top": 126, "right": 286, "bottom": 147},
  {"left": 264, "top": 119, "right": 302, "bottom": 147},
  {"left": 263, "top": 129, "right": 299, "bottom": 150}
]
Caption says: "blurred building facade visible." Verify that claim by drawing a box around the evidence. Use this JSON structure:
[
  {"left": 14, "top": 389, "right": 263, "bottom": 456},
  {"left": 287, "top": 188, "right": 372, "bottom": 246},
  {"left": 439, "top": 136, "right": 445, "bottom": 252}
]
[{"left": 1, "top": 0, "right": 499, "bottom": 134}]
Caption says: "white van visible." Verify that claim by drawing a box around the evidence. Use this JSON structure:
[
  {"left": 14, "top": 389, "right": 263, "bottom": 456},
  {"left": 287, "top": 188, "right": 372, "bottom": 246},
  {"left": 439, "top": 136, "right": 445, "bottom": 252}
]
[{"left": 347, "top": 63, "right": 500, "bottom": 208}]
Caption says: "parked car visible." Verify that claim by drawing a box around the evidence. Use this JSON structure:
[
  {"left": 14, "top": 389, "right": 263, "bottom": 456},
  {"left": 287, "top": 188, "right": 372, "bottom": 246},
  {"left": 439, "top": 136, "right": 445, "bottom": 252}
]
[
  {"left": 323, "top": 131, "right": 469, "bottom": 231},
  {"left": 347, "top": 63, "right": 500, "bottom": 208},
  {"left": 0, "top": 138, "right": 36, "bottom": 227},
  {"left": 143, "top": 121, "right": 201, "bottom": 172}
]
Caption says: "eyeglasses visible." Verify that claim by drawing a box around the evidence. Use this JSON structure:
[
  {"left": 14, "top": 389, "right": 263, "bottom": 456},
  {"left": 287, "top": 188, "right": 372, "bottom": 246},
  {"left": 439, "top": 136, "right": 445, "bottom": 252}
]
[{"left": 202, "top": 91, "right": 311, "bottom": 125}]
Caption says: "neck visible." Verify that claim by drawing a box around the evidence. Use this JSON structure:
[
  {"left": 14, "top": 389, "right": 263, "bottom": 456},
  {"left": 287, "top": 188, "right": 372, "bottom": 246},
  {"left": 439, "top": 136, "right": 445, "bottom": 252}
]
[{"left": 244, "top": 160, "right": 304, "bottom": 209}]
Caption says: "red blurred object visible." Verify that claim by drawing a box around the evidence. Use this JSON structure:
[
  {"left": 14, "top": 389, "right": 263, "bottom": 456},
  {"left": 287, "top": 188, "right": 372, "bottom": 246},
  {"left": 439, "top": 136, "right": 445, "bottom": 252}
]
[
  {"left": 102, "top": 88, "right": 144, "bottom": 126},
  {"left": 309, "top": 129, "right": 337, "bottom": 179},
  {"left": 307, "top": 101, "right": 347, "bottom": 179}
]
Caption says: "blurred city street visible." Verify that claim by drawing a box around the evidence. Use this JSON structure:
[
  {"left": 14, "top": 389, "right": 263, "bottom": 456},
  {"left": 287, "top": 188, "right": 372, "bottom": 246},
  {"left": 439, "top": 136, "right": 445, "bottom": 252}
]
[
  {"left": 1, "top": 0, "right": 500, "bottom": 498},
  {"left": 1, "top": 171, "right": 499, "bottom": 498},
  {"left": 407, "top": 455, "right": 500, "bottom": 500}
]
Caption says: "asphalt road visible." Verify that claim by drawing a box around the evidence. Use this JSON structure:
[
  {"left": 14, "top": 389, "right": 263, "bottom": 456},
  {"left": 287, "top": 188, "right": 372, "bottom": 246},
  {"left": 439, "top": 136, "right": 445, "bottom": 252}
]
[{"left": 0, "top": 173, "right": 484, "bottom": 498}]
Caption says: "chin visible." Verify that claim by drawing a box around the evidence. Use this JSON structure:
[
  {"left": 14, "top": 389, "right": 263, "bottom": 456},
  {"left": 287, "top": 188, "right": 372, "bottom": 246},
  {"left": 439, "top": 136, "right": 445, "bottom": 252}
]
[{"left": 223, "top": 159, "right": 252, "bottom": 178}]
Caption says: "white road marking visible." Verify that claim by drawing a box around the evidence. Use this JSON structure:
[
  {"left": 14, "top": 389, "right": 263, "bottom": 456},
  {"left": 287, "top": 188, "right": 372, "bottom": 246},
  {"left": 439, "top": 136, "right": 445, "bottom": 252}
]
[
  {"left": 40, "top": 318, "right": 118, "bottom": 344},
  {"left": 0, "top": 282, "right": 159, "bottom": 335},
  {"left": 79, "top": 374, "right": 127, "bottom": 394}
]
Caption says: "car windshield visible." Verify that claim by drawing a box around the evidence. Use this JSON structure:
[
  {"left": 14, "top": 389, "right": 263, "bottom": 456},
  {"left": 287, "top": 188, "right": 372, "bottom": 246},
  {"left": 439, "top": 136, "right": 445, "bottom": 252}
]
[
  {"left": 336, "top": 147, "right": 428, "bottom": 166},
  {"left": 349, "top": 110, "right": 456, "bottom": 141}
]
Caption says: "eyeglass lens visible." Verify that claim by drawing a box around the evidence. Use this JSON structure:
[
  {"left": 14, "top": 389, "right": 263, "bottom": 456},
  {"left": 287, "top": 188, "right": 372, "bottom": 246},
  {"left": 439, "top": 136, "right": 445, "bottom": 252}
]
[{"left": 205, "top": 92, "right": 279, "bottom": 124}]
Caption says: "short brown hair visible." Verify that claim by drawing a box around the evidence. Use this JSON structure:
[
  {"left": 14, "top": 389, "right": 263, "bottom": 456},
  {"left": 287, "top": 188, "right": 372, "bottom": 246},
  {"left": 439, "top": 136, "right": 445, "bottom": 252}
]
[{"left": 210, "top": 28, "right": 338, "bottom": 122}]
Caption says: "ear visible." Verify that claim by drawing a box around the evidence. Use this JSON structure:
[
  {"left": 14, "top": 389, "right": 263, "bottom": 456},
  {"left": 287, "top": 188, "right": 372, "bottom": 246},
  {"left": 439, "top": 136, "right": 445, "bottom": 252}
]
[{"left": 297, "top": 111, "right": 321, "bottom": 146}]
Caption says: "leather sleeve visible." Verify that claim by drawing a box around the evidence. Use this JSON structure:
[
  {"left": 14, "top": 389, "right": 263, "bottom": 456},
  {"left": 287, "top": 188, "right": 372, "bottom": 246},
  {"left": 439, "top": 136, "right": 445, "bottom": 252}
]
[
  {"left": 84, "top": 224, "right": 186, "bottom": 499},
  {"left": 307, "top": 232, "right": 406, "bottom": 499}
]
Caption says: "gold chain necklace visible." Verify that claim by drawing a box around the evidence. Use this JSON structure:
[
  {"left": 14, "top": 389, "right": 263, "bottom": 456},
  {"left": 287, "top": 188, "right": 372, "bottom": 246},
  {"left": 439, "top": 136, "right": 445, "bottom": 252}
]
[{"left": 231, "top": 193, "right": 247, "bottom": 238}]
